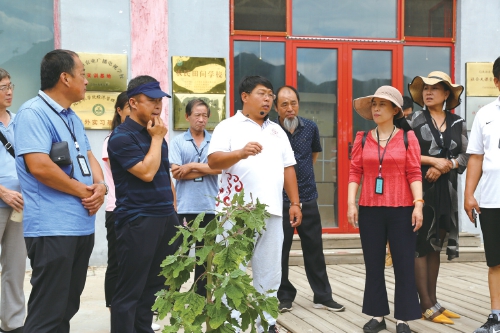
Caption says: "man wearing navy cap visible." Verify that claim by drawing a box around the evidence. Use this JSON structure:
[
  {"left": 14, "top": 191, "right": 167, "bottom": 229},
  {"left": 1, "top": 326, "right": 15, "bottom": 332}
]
[{"left": 108, "top": 75, "right": 181, "bottom": 333}]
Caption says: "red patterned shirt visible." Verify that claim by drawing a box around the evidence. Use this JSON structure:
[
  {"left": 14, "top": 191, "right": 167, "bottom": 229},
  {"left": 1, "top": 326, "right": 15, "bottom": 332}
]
[{"left": 349, "top": 130, "right": 422, "bottom": 207}]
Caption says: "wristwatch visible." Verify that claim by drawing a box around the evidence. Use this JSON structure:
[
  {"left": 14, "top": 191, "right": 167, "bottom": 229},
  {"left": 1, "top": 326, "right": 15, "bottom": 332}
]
[
  {"left": 290, "top": 202, "right": 302, "bottom": 210},
  {"left": 98, "top": 180, "right": 109, "bottom": 195}
]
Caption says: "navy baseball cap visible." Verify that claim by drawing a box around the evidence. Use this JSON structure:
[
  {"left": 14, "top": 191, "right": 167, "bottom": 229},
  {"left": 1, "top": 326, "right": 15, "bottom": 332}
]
[{"left": 126, "top": 81, "right": 172, "bottom": 99}]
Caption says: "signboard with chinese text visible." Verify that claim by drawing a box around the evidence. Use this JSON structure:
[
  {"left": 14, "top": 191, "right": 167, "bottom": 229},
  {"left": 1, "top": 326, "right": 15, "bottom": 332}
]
[
  {"left": 172, "top": 56, "right": 226, "bottom": 130},
  {"left": 71, "top": 92, "right": 120, "bottom": 130},
  {"left": 466, "top": 62, "right": 497, "bottom": 97},
  {"left": 172, "top": 56, "right": 226, "bottom": 94},
  {"left": 172, "top": 93, "right": 226, "bottom": 130},
  {"left": 465, "top": 97, "right": 497, "bottom": 130},
  {"left": 77, "top": 53, "right": 127, "bottom": 92},
  {"left": 465, "top": 62, "right": 499, "bottom": 129}
]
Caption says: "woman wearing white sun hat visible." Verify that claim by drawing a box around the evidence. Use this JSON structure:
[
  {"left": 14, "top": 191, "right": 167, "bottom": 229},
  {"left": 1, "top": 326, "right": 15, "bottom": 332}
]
[{"left": 348, "top": 86, "right": 423, "bottom": 333}]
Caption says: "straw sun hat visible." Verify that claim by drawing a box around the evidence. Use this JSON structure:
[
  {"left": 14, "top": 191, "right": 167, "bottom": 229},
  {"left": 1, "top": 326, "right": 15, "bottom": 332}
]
[
  {"left": 353, "top": 86, "right": 404, "bottom": 120},
  {"left": 408, "top": 71, "right": 464, "bottom": 110}
]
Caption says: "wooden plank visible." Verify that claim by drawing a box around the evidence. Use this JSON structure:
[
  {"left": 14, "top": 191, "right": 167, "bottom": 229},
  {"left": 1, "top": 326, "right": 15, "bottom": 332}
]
[
  {"left": 278, "top": 311, "right": 322, "bottom": 333},
  {"left": 277, "top": 263, "right": 488, "bottom": 333}
]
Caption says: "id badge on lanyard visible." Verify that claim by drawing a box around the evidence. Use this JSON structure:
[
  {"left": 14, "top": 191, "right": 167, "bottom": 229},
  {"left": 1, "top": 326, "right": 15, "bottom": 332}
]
[
  {"left": 374, "top": 127, "right": 395, "bottom": 195},
  {"left": 77, "top": 155, "right": 91, "bottom": 176},
  {"left": 375, "top": 175, "right": 384, "bottom": 194}
]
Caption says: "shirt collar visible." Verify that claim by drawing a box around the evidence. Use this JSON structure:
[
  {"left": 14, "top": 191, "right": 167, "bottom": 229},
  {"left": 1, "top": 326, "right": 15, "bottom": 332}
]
[
  {"left": 495, "top": 96, "right": 500, "bottom": 106},
  {"left": 38, "top": 90, "right": 69, "bottom": 114},
  {"left": 235, "top": 110, "right": 272, "bottom": 128},
  {"left": 183, "top": 128, "right": 211, "bottom": 142},
  {"left": 0, "top": 110, "right": 14, "bottom": 127},
  {"left": 123, "top": 116, "right": 147, "bottom": 132}
]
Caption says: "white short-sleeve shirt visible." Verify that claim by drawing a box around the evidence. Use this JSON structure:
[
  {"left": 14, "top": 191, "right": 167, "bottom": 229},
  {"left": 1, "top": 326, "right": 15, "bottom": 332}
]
[
  {"left": 208, "top": 111, "right": 296, "bottom": 216},
  {"left": 466, "top": 96, "right": 500, "bottom": 207}
]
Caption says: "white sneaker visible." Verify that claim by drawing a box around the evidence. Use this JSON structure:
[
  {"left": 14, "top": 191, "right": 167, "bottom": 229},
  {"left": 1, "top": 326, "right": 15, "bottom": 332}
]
[{"left": 152, "top": 322, "right": 161, "bottom": 331}]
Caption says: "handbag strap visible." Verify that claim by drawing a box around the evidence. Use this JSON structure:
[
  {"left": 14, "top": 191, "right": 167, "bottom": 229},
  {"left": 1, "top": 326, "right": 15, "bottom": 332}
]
[{"left": 0, "top": 131, "right": 15, "bottom": 158}]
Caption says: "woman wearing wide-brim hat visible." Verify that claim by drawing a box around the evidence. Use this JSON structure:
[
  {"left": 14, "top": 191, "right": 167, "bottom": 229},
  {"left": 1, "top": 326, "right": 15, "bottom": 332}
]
[
  {"left": 348, "top": 86, "right": 423, "bottom": 333},
  {"left": 406, "top": 71, "right": 469, "bottom": 325}
]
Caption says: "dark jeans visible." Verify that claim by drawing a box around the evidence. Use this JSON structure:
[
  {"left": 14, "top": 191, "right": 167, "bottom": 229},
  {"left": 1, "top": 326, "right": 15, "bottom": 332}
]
[
  {"left": 105, "top": 211, "right": 119, "bottom": 307},
  {"left": 358, "top": 206, "right": 421, "bottom": 321},
  {"left": 24, "top": 234, "right": 94, "bottom": 333},
  {"left": 278, "top": 199, "right": 333, "bottom": 303},
  {"left": 177, "top": 213, "right": 215, "bottom": 297},
  {"left": 111, "top": 215, "right": 182, "bottom": 333}
]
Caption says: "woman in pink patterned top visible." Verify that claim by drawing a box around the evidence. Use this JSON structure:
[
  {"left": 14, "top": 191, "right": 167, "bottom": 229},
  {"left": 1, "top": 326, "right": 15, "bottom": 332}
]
[{"left": 347, "top": 86, "right": 423, "bottom": 333}]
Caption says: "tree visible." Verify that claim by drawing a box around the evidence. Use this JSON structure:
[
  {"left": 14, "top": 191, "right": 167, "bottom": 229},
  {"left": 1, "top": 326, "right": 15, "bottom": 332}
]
[{"left": 153, "top": 190, "right": 279, "bottom": 333}]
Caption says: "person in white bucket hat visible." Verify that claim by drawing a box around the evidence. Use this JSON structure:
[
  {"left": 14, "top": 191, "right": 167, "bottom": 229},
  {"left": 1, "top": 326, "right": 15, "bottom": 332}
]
[{"left": 348, "top": 86, "right": 423, "bottom": 333}]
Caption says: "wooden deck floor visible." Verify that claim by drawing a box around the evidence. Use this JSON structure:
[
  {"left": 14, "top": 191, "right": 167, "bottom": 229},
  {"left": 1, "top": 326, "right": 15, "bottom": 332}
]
[{"left": 275, "top": 263, "right": 490, "bottom": 333}]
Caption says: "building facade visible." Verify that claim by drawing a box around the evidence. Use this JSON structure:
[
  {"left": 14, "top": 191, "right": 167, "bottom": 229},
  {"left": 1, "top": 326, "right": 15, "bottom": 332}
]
[{"left": 1, "top": 0, "right": 498, "bottom": 265}]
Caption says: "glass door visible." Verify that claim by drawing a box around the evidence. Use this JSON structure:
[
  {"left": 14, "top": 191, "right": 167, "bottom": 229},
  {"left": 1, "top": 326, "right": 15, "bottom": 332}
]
[
  {"left": 289, "top": 43, "right": 401, "bottom": 233},
  {"left": 351, "top": 49, "right": 394, "bottom": 135},
  {"left": 346, "top": 45, "right": 400, "bottom": 233},
  {"left": 295, "top": 47, "right": 339, "bottom": 229}
]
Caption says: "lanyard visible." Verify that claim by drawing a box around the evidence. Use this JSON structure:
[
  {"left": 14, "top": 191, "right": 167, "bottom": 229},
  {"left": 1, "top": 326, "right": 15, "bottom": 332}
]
[
  {"left": 38, "top": 94, "right": 81, "bottom": 152},
  {"left": 376, "top": 126, "right": 396, "bottom": 177},
  {"left": 431, "top": 114, "right": 447, "bottom": 146},
  {"left": 190, "top": 140, "right": 204, "bottom": 162}
]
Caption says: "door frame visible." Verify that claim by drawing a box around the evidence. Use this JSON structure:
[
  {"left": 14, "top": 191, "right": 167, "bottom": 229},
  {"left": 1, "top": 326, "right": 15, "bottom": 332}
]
[{"left": 287, "top": 41, "right": 404, "bottom": 233}]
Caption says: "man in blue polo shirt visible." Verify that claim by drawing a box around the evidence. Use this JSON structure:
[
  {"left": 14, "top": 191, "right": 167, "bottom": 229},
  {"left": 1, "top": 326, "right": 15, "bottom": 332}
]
[
  {"left": 274, "top": 85, "right": 344, "bottom": 313},
  {"left": 169, "top": 98, "right": 221, "bottom": 297},
  {"left": 14, "top": 50, "right": 107, "bottom": 333},
  {"left": 108, "top": 75, "right": 181, "bottom": 333}
]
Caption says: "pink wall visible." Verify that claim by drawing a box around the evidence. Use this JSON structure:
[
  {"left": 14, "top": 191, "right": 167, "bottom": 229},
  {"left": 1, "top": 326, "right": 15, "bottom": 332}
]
[
  {"left": 130, "top": 0, "right": 170, "bottom": 126},
  {"left": 54, "top": 0, "right": 61, "bottom": 49}
]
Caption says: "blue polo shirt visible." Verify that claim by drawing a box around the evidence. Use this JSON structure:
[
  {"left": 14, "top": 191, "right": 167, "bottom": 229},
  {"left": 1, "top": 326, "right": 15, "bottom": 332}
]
[
  {"left": 0, "top": 110, "right": 19, "bottom": 208},
  {"left": 108, "top": 117, "right": 174, "bottom": 225},
  {"left": 14, "top": 91, "right": 95, "bottom": 236},
  {"left": 275, "top": 116, "right": 322, "bottom": 202},
  {"left": 169, "top": 129, "right": 218, "bottom": 214}
]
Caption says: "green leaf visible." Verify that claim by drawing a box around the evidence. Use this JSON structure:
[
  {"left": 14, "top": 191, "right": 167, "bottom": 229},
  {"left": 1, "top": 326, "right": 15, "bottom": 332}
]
[
  {"left": 225, "top": 284, "right": 244, "bottom": 308},
  {"left": 160, "top": 255, "right": 178, "bottom": 268},
  {"left": 191, "top": 226, "right": 207, "bottom": 242},
  {"left": 172, "top": 292, "right": 205, "bottom": 324},
  {"left": 211, "top": 322, "right": 236, "bottom": 333},
  {"left": 195, "top": 245, "right": 213, "bottom": 265},
  {"left": 212, "top": 247, "right": 244, "bottom": 273},
  {"left": 206, "top": 303, "right": 230, "bottom": 329}
]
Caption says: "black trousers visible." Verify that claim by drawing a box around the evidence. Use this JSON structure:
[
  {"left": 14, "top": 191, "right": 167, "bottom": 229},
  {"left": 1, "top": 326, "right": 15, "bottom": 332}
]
[
  {"left": 278, "top": 199, "right": 333, "bottom": 303},
  {"left": 24, "top": 234, "right": 94, "bottom": 333},
  {"left": 358, "top": 206, "right": 421, "bottom": 321},
  {"left": 111, "top": 215, "right": 181, "bottom": 333},
  {"left": 105, "top": 211, "right": 119, "bottom": 307},
  {"left": 177, "top": 213, "right": 215, "bottom": 297}
]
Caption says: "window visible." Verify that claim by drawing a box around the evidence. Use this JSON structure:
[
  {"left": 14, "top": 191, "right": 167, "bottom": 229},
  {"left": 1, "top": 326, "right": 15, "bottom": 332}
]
[
  {"left": 233, "top": 41, "right": 285, "bottom": 115},
  {"left": 405, "top": 0, "right": 453, "bottom": 37},
  {"left": 233, "top": 0, "right": 286, "bottom": 32},
  {"left": 403, "top": 46, "right": 451, "bottom": 109},
  {"left": 0, "top": 1, "right": 54, "bottom": 112},
  {"left": 292, "top": 0, "right": 397, "bottom": 38}
]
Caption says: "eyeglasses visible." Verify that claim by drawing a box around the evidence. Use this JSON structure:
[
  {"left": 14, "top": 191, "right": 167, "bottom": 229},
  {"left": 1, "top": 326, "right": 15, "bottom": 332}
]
[
  {"left": 0, "top": 84, "right": 14, "bottom": 92},
  {"left": 247, "top": 90, "right": 276, "bottom": 100}
]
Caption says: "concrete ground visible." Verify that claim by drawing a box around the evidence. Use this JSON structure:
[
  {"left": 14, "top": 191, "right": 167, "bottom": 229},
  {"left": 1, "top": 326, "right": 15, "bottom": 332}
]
[
  {"left": 19, "top": 267, "right": 178, "bottom": 332},
  {"left": 19, "top": 267, "right": 288, "bottom": 333}
]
